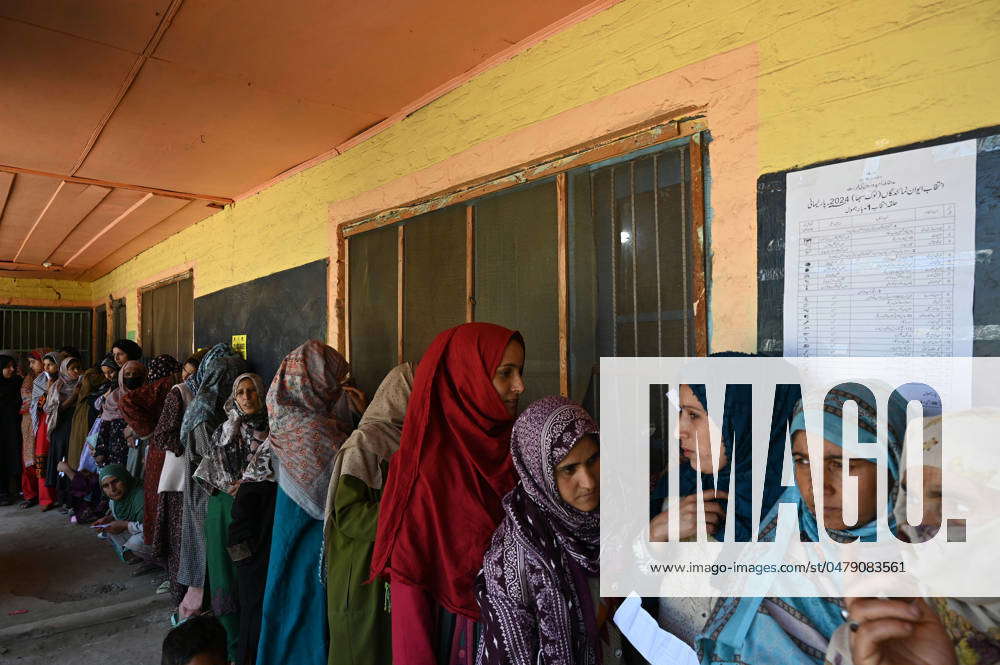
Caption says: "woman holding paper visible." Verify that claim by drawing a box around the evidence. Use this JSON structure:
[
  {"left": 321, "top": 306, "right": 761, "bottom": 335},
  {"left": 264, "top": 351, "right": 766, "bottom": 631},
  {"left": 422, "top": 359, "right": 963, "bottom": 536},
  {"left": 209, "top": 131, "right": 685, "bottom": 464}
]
[{"left": 696, "top": 384, "right": 909, "bottom": 665}]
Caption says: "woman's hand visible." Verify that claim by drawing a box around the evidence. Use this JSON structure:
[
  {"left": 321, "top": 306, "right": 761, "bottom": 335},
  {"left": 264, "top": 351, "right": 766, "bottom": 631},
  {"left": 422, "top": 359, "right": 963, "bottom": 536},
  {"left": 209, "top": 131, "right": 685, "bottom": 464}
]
[
  {"left": 227, "top": 480, "right": 242, "bottom": 497},
  {"left": 105, "top": 520, "right": 129, "bottom": 535},
  {"left": 650, "top": 490, "right": 728, "bottom": 541},
  {"left": 92, "top": 514, "right": 112, "bottom": 526},
  {"left": 847, "top": 597, "right": 957, "bottom": 665},
  {"left": 178, "top": 586, "right": 204, "bottom": 619},
  {"left": 123, "top": 426, "right": 135, "bottom": 440}
]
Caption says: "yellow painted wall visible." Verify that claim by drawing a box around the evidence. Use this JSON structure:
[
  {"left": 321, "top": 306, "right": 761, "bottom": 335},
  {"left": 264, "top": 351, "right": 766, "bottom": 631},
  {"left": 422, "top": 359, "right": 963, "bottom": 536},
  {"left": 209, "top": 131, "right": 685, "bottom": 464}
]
[
  {"left": 8, "top": 0, "right": 999, "bottom": 348},
  {"left": 0, "top": 277, "right": 93, "bottom": 306}
]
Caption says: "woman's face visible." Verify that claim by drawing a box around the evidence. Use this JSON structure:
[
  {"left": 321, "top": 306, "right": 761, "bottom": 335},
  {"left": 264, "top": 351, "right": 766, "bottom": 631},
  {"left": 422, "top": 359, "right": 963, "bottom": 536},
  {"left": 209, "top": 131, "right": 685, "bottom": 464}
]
[
  {"left": 101, "top": 366, "right": 117, "bottom": 382},
  {"left": 792, "top": 431, "right": 879, "bottom": 530},
  {"left": 42, "top": 358, "right": 58, "bottom": 375},
  {"left": 234, "top": 378, "right": 261, "bottom": 414},
  {"left": 492, "top": 339, "right": 525, "bottom": 418},
  {"left": 29, "top": 357, "right": 42, "bottom": 374},
  {"left": 899, "top": 466, "right": 944, "bottom": 542},
  {"left": 556, "top": 434, "right": 600, "bottom": 512},
  {"left": 100, "top": 475, "right": 126, "bottom": 501},
  {"left": 2, "top": 362, "right": 14, "bottom": 379},
  {"left": 182, "top": 362, "right": 197, "bottom": 381},
  {"left": 122, "top": 365, "right": 144, "bottom": 390},
  {"left": 677, "top": 384, "right": 728, "bottom": 473},
  {"left": 112, "top": 347, "right": 129, "bottom": 367},
  {"left": 66, "top": 360, "right": 81, "bottom": 380}
]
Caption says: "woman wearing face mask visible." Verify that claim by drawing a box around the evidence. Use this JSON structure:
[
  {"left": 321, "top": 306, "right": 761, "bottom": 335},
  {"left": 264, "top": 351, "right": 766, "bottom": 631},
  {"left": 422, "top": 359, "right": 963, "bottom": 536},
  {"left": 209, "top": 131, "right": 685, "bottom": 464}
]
[
  {"left": 31, "top": 351, "right": 64, "bottom": 511},
  {"left": 476, "top": 395, "right": 620, "bottom": 665},
  {"left": 370, "top": 323, "right": 525, "bottom": 665},
  {"left": 177, "top": 344, "right": 247, "bottom": 622},
  {"left": 0, "top": 353, "right": 22, "bottom": 506},
  {"left": 95, "top": 360, "right": 148, "bottom": 468},
  {"left": 193, "top": 372, "right": 268, "bottom": 664},
  {"left": 256, "top": 340, "right": 357, "bottom": 665},
  {"left": 120, "top": 355, "right": 183, "bottom": 571},
  {"left": 19, "top": 349, "right": 48, "bottom": 508},
  {"left": 696, "top": 384, "right": 910, "bottom": 665}
]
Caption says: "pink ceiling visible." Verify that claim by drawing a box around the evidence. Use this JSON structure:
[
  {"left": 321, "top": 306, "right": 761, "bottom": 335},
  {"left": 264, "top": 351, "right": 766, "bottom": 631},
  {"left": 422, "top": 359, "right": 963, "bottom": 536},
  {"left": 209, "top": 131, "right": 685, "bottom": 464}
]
[{"left": 0, "top": 0, "right": 600, "bottom": 281}]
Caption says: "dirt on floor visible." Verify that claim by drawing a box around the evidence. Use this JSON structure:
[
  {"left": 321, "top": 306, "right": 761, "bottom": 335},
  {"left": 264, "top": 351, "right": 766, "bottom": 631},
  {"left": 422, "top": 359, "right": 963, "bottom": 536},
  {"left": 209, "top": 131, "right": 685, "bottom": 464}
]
[{"left": 0, "top": 501, "right": 172, "bottom": 664}]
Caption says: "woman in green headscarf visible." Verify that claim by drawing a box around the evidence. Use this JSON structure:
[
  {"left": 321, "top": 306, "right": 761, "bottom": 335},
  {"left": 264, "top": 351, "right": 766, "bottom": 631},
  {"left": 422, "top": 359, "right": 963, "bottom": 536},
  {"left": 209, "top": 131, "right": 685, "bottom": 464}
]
[{"left": 93, "top": 463, "right": 151, "bottom": 564}]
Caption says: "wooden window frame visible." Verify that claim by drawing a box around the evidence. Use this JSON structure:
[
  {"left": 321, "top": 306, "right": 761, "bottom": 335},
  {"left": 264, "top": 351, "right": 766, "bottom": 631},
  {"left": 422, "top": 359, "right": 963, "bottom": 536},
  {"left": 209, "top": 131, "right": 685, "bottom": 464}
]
[
  {"left": 136, "top": 269, "right": 194, "bottom": 351},
  {"left": 340, "top": 116, "right": 709, "bottom": 394}
]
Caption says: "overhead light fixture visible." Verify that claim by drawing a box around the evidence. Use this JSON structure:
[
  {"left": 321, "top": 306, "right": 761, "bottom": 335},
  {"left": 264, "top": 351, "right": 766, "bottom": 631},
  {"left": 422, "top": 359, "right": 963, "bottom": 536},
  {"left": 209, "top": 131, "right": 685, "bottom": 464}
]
[{"left": 42, "top": 261, "right": 53, "bottom": 268}]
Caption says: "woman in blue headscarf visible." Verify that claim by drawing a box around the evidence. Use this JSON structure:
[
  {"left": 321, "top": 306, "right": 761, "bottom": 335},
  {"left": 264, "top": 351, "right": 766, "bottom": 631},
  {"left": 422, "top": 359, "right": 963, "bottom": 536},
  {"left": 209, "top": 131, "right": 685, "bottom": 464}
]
[{"left": 695, "top": 383, "right": 910, "bottom": 665}]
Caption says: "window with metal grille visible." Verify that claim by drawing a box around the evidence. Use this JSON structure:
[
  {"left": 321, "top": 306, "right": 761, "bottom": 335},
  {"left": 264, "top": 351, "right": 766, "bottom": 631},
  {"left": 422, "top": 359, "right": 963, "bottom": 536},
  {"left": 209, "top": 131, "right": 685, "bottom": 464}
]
[
  {"left": 0, "top": 307, "right": 93, "bottom": 366},
  {"left": 139, "top": 273, "right": 194, "bottom": 363},
  {"left": 343, "top": 120, "right": 707, "bottom": 408}
]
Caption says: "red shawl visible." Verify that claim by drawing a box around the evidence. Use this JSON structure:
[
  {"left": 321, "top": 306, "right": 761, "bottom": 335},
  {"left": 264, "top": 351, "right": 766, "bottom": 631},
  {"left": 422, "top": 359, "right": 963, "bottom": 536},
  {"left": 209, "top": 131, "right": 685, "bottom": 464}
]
[
  {"left": 120, "top": 375, "right": 179, "bottom": 437},
  {"left": 370, "top": 322, "right": 521, "bottom": 618}
]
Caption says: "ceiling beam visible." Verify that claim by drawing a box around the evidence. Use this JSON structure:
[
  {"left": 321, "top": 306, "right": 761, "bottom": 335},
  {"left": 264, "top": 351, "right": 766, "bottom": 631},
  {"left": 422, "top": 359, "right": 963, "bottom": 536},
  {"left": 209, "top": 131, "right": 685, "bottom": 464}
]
[
  {"left": 13, "top": 180, "right": 65, "bottom": 263},
  {"left": 0, "top": 163, "right": 232, "bottom": 205},
  {"left": 67, "top": 0, "right": 186, "bottom": 177},
  {"left": 63, "top": 192, "right": 153, "bottom": 267},
  {"left": 0, "top": 172, "right": 14, "bottom": 221}
]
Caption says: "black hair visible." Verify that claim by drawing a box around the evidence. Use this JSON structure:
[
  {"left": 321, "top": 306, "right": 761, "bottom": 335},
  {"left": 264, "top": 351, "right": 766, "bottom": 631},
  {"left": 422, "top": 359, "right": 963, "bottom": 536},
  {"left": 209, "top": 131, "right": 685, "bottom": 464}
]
[
  {"left": 161, "top": 615, "right": 227, "bottom": 665},
  {"left": 111, "top": 339, "right": 143, "bottom": 361},
  {"left": 58, "top": 346, "right": 82, "bottom": 360}
]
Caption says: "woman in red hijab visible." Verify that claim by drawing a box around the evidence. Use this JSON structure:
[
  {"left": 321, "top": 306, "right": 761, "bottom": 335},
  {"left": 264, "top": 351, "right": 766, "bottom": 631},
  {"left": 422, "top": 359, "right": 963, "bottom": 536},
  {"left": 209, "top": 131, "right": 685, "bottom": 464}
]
[{"left": 370, "top": 322, "right": 525, "bottom": 665}]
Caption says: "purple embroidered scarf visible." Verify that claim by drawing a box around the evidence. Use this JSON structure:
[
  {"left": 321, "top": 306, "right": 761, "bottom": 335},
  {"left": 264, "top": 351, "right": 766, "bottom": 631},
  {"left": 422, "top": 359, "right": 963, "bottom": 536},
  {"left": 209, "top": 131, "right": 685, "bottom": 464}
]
[{"left": 476, "top": 396, "right": 600, "bottom": 665}]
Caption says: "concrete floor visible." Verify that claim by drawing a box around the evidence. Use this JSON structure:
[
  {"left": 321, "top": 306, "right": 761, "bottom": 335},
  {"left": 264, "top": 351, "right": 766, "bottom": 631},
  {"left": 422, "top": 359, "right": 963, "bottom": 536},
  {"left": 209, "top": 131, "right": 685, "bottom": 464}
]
[{"left": 0, "top": 501, "right": 172, "bottom": 664}]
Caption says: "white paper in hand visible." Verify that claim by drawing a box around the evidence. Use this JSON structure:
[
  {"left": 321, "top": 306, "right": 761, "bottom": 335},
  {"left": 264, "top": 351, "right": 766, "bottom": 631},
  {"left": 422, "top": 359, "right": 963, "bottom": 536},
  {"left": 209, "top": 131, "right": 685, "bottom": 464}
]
[{"left": 613, "top": 594, "right": 699, "bottom": 665}]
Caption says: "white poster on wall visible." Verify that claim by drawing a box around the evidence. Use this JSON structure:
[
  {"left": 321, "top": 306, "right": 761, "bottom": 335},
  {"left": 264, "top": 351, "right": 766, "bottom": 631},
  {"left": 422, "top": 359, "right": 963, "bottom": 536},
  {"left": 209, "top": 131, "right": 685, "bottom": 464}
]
[{"left": 783, "top": 140, "right": 977, "bottom": 368}]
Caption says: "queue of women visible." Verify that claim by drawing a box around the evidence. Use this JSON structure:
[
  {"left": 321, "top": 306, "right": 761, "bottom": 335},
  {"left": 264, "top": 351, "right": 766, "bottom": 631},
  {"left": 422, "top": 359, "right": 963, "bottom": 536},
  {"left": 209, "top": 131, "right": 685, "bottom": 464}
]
[{"left": 0, "top": 326, "right": 996, "bottom": 665}]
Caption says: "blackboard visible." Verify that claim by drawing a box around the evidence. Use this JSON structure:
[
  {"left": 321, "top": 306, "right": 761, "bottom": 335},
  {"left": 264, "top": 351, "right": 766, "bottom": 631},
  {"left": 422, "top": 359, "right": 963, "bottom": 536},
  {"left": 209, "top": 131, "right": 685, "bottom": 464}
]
[
  {"left": 195, "top": 259, "right": 328, "bottom": 387},
  {"left": 757, "top": 125, "right": 1000, "bottom": 356}
]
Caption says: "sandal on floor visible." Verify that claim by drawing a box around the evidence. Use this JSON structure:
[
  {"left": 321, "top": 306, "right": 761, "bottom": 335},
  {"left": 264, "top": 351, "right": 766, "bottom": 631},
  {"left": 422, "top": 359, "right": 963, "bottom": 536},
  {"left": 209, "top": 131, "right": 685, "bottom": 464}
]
[{"left": 20, "top": 499, "right": 38, "bottom": 509}]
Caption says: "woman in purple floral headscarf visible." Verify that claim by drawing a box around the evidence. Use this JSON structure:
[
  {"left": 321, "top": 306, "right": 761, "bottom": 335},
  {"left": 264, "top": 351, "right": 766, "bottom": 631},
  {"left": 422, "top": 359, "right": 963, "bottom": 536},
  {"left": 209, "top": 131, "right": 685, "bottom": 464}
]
[{"left": 476, "top": 395, "right": 616, "bottom": 665}]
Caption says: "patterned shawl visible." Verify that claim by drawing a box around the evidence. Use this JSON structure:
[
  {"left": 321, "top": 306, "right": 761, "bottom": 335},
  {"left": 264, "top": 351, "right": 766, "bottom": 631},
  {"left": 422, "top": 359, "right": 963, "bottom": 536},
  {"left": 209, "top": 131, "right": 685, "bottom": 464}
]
[
  {"left": 30, "top": 351, "right": 64, "bottom": 433},
  {"left": 44, "top": 356, "right": 82, "bottom": 431},
  {"left": 179, "top": 343, "right": 246, "bottom": 443},
  {"left": 100, "top": 463, "right": 144, "bottom": 523},
  {"left": 194, "top": 372, "right": 268, "bottom": 494},
  {"left": 477, "top": 396, "right": 600, "bottom": 665},
  {"left": 120, "top": 354, "right": 181, "bottom": 437},
  {"left": 697, "top": 384, "right": 910, "bottom": 665},
  {"left": 266, "top": 340, "right": 351, "bottom": 520},
  {"left": 101, "top": 360, "right": 147, "bottom": 422},
  {"left": 370, "top": 322, "right": 522, "bottom": 619}
]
